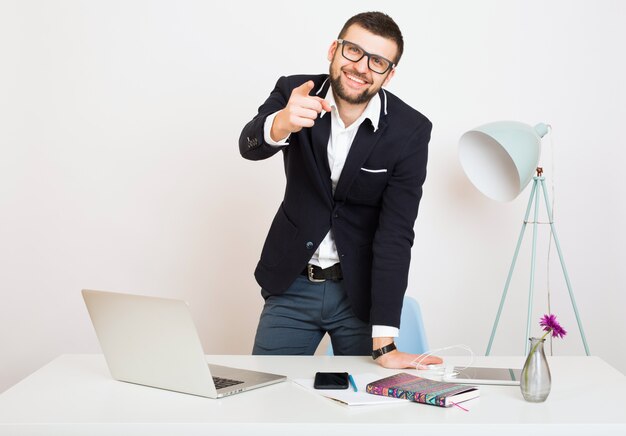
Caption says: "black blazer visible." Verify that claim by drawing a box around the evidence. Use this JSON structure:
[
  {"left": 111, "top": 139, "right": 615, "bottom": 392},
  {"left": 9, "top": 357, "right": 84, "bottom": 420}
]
[{"left": 239, "top": 74, "right": 431, "bottom": 328}]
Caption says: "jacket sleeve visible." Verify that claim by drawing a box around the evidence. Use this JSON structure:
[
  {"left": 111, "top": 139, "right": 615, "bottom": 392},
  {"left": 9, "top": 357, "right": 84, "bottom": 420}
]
[
  {"left": 239, "top": 76, "right": 290, "bottom": 161},
  {"left": 369, "top": 118, "right": 432, "bottom": 328}
]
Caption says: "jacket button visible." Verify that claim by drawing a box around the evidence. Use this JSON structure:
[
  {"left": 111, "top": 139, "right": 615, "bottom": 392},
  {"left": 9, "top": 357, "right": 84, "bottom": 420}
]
[{"left": 306, "top": 241, "right": 314, "bottom": 249}]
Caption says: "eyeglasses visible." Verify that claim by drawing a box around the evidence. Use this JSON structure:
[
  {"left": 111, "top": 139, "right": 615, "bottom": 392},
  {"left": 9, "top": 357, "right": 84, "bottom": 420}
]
[{"left": 336, "top": 39, "right": 395, "bottom": 74}]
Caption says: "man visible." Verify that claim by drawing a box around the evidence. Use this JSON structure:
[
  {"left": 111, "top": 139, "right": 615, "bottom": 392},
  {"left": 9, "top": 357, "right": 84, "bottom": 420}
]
[{"left": 239, "top": 11, "right": 442, "bottom": 368}]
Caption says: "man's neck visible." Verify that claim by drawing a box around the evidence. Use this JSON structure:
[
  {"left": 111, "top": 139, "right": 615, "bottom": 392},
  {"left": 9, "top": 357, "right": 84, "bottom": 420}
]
[{"left": 334, "top": 99, "right": 368, "bottom": 128}]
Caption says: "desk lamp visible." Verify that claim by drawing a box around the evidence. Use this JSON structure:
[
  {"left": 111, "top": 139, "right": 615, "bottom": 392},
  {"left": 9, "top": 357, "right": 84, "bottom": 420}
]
[{"left": 458, "top": 121, "right": 590, "bottom": 355}]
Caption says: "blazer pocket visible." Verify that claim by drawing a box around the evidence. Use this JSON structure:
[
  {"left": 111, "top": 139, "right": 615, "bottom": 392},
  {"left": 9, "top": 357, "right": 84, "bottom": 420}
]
[
  {"left": 260, "top": 205, "right": 298, "bottom": 268},
  {"left": 350, "top": 170, "right": 389, "bottom": 204},
  {"left": 360, "top": 167, "right": 388, "bottom": 173}
]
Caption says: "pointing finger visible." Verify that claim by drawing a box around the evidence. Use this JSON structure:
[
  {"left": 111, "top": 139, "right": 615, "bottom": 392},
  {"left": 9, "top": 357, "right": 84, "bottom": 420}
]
[{"left": 292, "top": 80, "right": 315, "bottom": 96}]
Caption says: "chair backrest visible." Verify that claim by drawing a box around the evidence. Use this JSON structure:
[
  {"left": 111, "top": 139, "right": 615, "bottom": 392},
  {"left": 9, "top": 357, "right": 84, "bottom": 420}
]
[
  {"left": 326, "top": 295, "right": 429, "bottom": 355},
  {"left": 395, "top": 295, "right": 429, "bottom": 354}
]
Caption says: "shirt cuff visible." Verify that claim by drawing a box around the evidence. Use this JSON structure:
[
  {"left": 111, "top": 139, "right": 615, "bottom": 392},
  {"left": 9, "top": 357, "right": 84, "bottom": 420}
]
[
  {"left": 372, "top": 325, "right": 399, "bottom": 338},
  {"left": 263, "top": 111, "right": 290, "bottom": 146}
]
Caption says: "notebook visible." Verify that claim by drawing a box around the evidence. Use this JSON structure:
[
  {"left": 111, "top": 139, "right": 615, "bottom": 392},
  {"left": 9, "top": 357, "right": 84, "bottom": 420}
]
[
  {"left": 82, "top": 289, "right": 286, "bottom": 398},
  {"left": 366, "top": 372, "right": 479, "bottom": 407}
]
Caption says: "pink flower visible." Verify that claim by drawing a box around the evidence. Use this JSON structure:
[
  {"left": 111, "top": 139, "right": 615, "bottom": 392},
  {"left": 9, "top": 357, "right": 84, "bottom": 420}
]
[{"left": 539, "top": 314, "right": 567, "bottom": 339}]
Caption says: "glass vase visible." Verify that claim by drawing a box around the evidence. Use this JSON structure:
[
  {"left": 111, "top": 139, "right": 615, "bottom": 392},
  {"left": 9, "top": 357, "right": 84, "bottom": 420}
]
[{"left": 520, "top": 337, "right": 551, "bottom": 402}]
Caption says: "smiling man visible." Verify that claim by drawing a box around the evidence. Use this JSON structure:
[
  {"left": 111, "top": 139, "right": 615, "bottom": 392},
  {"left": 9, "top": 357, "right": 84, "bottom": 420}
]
[{"left": 239, "top": 11, "right": 441, "bottom": 369}]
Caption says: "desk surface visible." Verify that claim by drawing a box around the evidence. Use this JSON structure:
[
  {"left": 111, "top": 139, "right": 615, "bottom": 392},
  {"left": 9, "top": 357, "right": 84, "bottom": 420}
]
[{"left": 0, "top": 354, "right": 624, "bottom": 436}]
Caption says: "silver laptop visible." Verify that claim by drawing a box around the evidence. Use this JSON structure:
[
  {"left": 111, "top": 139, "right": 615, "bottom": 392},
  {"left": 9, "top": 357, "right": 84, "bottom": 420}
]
[{"left": 82, "top": 289, "right": 286, "bottom": 398}]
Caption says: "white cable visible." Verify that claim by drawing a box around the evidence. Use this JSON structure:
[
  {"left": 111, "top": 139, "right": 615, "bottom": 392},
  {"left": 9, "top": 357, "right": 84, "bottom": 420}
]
[{"left": 409, "top": 344, "right": 475, "bottom": 375}]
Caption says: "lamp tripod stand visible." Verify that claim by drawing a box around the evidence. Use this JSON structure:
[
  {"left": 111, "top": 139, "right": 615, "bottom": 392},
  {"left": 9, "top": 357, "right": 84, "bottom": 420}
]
[{"left": 485, "top": 167, "right": 591, "bottom": 356}]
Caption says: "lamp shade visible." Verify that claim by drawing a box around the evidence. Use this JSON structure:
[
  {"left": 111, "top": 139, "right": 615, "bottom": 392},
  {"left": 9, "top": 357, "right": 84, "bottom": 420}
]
[{"left": 459, "top": 121, "right": 548, "bottom": 202}]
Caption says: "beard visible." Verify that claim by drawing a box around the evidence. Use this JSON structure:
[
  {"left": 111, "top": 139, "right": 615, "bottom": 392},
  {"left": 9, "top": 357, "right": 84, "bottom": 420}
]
[{"left": 329, "top": 65, "right": 380, "bottom": 105}]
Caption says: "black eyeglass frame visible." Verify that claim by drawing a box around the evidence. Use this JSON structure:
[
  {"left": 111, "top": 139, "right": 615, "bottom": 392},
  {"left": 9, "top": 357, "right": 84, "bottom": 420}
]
[{"left": 336, "top": 39, "right": 396, "bottom": 75}]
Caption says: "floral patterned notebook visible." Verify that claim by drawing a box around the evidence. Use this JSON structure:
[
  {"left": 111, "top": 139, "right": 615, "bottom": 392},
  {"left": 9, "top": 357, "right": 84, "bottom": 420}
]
[{"left": 366, "top": 372, "right": 479, "bottom": 407}]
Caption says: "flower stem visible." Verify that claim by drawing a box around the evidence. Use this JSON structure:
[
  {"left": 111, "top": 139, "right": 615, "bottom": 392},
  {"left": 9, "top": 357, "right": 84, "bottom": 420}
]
[{"left": 529, "top": 330, "right": 551, "bottom": 357}]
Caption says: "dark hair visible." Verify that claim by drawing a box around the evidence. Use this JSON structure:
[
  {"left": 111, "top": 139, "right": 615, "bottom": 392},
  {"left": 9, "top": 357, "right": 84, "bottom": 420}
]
[{"left": 338, "top": 11, "right": 404, "bottom": 64}]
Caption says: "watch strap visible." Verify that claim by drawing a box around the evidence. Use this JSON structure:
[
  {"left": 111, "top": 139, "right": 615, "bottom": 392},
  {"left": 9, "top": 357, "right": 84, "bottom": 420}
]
[{"left": 371, "top": 342, "right": 397, "bottom": 360}]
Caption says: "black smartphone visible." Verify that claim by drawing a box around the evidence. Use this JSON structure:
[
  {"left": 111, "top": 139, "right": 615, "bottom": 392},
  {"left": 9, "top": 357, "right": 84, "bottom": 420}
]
[{"left": 313, "top": 372, "right": 349, "bottom": 390}]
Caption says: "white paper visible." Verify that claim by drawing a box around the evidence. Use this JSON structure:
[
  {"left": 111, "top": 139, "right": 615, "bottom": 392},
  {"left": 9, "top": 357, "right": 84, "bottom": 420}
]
[{"left": 292, "top": 373, "right": 408, "bottom": 406}]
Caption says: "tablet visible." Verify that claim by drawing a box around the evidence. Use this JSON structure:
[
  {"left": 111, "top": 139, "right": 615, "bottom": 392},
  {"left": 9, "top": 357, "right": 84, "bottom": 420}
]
[{"left": 443, "top": 366, "right": 522, "bottom": 385}]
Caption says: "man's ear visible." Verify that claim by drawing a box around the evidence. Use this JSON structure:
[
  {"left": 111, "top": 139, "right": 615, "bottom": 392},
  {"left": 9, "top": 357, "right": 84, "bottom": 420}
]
[
  {"left": 382, "top": 67, "right": 396, "bottom": 87},
  {"left": 327, "top": 40, "right": 338, "bottom": 62}
]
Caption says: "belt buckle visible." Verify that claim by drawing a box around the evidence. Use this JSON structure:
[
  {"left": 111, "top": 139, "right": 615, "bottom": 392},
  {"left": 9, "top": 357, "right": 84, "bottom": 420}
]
[{"left": 307, "top": 264, "right": 326, "bottom": 283}]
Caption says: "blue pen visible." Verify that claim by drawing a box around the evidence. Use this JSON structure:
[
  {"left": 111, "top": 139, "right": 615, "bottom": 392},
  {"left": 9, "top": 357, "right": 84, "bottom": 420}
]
[{"left": 348, "top": 374, "right": 358, "bottom": 392}]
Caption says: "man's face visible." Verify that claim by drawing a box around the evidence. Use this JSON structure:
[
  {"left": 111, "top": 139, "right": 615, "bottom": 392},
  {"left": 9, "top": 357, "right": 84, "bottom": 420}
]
[{"left": 327, "top": 24, "right": 397, "bottom": 106}]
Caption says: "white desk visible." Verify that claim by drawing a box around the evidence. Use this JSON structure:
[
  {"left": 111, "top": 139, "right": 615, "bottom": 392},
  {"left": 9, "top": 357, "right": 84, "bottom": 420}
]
[{"left": 0, "top": 355, "right": 624, "bottom": 435}]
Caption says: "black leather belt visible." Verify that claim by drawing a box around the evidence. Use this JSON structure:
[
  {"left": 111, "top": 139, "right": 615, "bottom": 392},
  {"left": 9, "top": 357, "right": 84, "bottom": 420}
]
[{"left": 302, "top": 263, "right": 343, "bottom": 282}]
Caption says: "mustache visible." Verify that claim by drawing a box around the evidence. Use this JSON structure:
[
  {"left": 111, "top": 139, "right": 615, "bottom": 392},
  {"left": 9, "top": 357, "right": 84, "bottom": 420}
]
[{"left": 341, "top": 68, "right": 371, "bottom": 84}]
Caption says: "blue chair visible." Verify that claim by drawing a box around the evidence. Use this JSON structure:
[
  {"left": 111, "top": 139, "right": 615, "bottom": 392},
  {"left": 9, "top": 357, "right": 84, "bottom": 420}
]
[
  {"left": 395, "top": 295, "right": 429, "bottom": 354},
  {"left": 326, "top": 295, "right": 429, "bottom": 355}
]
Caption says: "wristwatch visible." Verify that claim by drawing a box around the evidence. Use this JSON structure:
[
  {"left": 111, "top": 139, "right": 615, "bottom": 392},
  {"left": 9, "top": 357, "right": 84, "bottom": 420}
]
[{"left": 371, "top": 342, "right": 397, "bottom": 360}]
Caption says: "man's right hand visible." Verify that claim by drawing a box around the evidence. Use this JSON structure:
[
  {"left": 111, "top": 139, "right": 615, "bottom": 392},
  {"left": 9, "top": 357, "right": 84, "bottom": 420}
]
[{"left": 270, "top": 80, "right": 331, "bottom": 142}]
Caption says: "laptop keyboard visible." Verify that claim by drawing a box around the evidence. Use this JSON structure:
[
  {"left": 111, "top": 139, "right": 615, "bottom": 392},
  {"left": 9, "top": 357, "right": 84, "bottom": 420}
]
[{"left": 213, "top": 376, "right": 244, "bottom": 390}]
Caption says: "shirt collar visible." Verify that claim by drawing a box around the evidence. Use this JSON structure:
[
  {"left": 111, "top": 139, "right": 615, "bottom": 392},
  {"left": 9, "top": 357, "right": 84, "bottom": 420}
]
[{"left": 319, "top": 84, "right": 381, "bottom": 132}]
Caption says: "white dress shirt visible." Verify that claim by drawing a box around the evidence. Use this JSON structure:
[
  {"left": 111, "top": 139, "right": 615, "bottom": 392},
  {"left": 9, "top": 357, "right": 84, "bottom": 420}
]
[{"left": 263, "top": 84, "right": 399, "bottom": 339}]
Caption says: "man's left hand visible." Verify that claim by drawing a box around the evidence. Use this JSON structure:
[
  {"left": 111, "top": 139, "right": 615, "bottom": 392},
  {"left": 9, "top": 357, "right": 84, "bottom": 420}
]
[
  {"left": 375, "top": 349, "right": 443, "bottom": 369},
  {"left": 372, "top": 337, "right": 443, "bottom": 369}
]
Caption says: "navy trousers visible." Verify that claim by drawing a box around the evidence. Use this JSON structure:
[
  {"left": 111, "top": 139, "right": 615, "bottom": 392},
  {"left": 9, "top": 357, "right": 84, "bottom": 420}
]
[{"left": 252, "top": 275, "right": 371, "bottom": 356}]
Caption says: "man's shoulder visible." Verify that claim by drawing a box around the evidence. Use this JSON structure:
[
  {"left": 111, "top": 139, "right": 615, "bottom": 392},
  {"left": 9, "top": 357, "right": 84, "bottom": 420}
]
[{"left": 381, "top": 88, "right": 431, "bottom": 128}]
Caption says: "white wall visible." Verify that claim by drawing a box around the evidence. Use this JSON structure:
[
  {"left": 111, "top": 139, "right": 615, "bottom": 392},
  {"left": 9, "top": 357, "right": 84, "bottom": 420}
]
[{"left": 1, "top": 0, "right": 624, "bottom": 392}]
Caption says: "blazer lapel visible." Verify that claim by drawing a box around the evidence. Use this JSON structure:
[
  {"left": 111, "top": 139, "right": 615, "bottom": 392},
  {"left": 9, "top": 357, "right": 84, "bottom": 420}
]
[
  {"left": 333, "top": 119, "right": 387, "bottom": 202},
  {"left": 308, "top": 111, "right": 333, "bottom": 202}
]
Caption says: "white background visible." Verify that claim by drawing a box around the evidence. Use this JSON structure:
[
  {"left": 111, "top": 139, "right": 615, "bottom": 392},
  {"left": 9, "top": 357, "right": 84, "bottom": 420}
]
[{"left": 1, "top": 0, "right": 624, "bottom": 393}]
